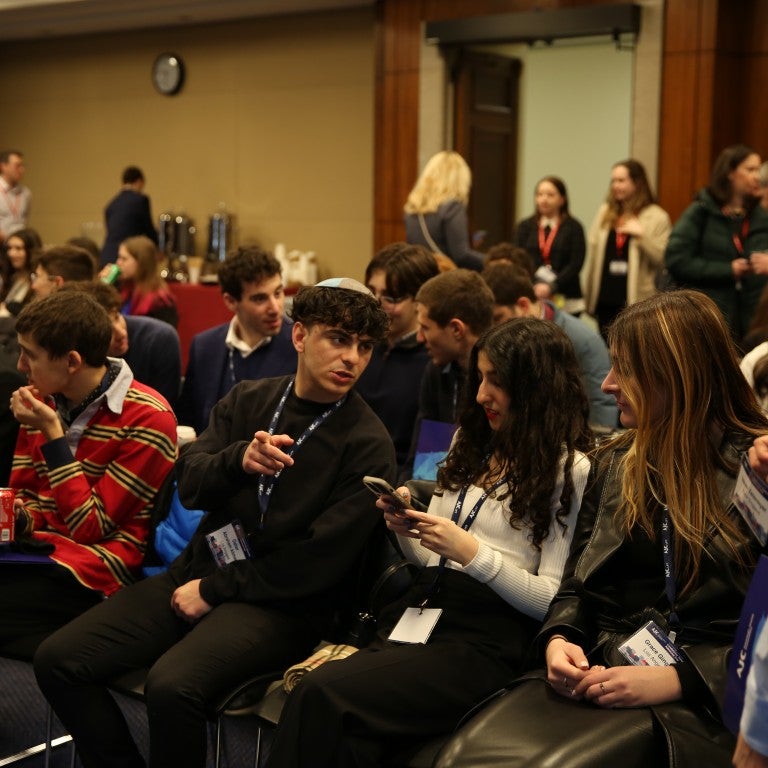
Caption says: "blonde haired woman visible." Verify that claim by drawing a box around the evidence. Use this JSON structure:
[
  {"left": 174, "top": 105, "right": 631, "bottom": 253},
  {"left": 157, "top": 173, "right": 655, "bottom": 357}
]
[
  {"left": 114, "top": 235, "right": 178, "bottom": 327},
  {"left": 433, "top": 289, "right": 768, "bottom": 768},
  {"left": 404, "top": 150, "right": 484, "bottom": 271},
  {"left": 582, "top": 159, "right": 671, "bottom": 337}
]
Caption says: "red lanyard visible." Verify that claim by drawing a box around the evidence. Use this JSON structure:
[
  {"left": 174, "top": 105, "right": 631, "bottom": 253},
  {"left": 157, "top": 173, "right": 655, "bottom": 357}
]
[
  {"left": 537, "top": 222, "right": 559, "bottom": 265},
  {"left": 731, "top": 217, "right": 750, "bottom": 256},
  {"left": 614, "top": 230, "right": 628, "bottom": 258}
]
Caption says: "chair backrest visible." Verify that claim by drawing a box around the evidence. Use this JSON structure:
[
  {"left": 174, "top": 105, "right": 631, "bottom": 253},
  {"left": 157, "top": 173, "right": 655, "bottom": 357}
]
[
  {"left": 331, "top": 523, "right": 419, "bottom": 648},
  {"left": 332, "top": 480, "right": 434, "bottom": 646}
]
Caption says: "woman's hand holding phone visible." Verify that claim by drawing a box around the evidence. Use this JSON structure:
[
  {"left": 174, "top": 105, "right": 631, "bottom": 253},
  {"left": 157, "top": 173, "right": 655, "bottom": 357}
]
[
  {"left": 366, "top": 478, "right": 480, "bottom": 565},
  {"left": 363, "top": 476, "right": 420, "bottom": 532}
]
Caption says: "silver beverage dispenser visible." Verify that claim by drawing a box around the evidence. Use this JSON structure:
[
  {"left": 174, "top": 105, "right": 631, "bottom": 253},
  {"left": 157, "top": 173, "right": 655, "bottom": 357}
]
[
  {"left": 205, "top": 205, "right": 237, "bottom": 278},
  {"left": 158, "top": 211, "right": 196, "bottom": 281}
]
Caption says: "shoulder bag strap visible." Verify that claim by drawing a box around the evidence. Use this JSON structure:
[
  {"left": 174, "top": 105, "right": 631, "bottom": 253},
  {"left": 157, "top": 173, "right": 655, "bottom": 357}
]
[{"left": 418, "top": 212, "right": 442, "bottom": 254}]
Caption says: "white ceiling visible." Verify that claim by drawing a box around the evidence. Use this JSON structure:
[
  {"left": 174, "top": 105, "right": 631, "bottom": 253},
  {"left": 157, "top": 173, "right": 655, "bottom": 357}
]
[{"left": 0, "top": 0, "right": 373, "bottom": 41}]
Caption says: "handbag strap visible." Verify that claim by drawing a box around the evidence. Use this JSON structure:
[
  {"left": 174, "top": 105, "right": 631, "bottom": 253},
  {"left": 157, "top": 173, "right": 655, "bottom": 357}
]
[{"left": 418, "top": 213, "right": 442, "bottom": 255}]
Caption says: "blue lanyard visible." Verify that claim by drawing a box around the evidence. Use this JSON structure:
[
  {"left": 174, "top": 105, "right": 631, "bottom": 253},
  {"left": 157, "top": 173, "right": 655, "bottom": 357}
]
[
  {"left": 661, "top": 507, "right": 681, "bottom": 641},
  {"left": 227, "top": 348, "right": 239, "bottom": 388},
  {"left": 256, "top": 378, "right": 346, "bottom": 528},
  {"left": 419, "top": 476, "right": 507, "bottom": 610}
]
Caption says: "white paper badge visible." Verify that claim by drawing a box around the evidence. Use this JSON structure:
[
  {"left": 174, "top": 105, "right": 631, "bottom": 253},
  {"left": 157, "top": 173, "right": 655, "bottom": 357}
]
[
  {"left": 388, "top": 607, "right": 443, "bottom": 644},
  {"left": 534, "top": 264, "right": 557, "bottom": 284},
  {"left": 608, "top": 260, "right": 628, "bottom": 276},
  {"left": 732, "top": 454, "right": 768, "bottom": 546}
]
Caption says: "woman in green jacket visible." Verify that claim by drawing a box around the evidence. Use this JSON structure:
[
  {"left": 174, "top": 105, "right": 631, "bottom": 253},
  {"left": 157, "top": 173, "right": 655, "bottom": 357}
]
[{"left": 665, "top": 144, "right": 768, "bottom": 342}]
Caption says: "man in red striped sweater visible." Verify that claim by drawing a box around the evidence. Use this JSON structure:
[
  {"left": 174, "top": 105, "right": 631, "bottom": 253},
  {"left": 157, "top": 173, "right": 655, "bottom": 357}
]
[{"left": 0, "top": 290, "right": 177, "bottom": 659}]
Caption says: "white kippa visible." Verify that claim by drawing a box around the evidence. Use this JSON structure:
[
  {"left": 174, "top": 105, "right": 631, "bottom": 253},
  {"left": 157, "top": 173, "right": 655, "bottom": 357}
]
[{"left": 315, "top": 277, "right": 372, "bottom": 295}]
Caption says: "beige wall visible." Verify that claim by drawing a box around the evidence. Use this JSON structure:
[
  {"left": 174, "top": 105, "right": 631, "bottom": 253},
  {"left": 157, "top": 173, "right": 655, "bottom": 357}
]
[{"left": 0, "top": 7, "right": 375, "bottom": 279}]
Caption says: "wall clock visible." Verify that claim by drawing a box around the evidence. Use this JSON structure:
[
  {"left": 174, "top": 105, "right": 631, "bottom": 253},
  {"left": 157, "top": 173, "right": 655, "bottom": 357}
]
[{"left": 152, "top": 53, "right": 185, "bottom": 96}]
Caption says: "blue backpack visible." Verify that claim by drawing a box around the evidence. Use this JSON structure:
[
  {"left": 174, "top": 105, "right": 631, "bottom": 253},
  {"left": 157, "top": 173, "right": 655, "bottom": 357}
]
[{"left": 142, "top": 479, "right": 205, "bottom": 577}]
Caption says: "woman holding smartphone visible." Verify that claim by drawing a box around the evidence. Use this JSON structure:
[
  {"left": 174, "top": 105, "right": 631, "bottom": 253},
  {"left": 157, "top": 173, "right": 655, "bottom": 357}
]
[
  {"left": 432, "top": 289, "right": 768, "bottom": 768},
  {"left": 264, "top": 317, "right": 592, "bottom": 767}
]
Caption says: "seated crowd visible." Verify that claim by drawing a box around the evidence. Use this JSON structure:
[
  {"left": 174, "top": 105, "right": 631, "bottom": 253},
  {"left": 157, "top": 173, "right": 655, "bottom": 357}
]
[{"left": 0, "top": 193, "right": 767, "bottom": 768}]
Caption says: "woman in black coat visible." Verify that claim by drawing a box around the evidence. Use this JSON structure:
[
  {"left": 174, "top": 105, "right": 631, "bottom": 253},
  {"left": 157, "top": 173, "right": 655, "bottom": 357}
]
[
  {"left": 514, "top": 175, "right": 586, "bottom": 315},
  {"left": 433, "top": 289, "right": 768, "bottom": 768}
]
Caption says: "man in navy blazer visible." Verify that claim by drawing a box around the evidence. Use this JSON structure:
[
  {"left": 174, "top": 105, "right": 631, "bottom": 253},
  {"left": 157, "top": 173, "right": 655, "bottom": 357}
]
[
  {"left": 100, "top": 166, "right": 158, "bottom": 266},
  {"left": 177, "top": 246, "right": 297, "bottom": 434}
]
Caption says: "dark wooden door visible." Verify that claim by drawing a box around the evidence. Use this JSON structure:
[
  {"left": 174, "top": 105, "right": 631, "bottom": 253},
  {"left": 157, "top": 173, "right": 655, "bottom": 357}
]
[{"left": 452, "top": 50, "right": 521, "bottom": 251}]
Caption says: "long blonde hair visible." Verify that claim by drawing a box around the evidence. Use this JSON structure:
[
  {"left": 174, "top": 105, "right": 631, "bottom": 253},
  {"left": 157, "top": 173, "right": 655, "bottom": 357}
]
[
  {"left": 404, "top": 151, "right": 472, "bottom": 214},
  {"left": 607, "top": 290, "right": 767, "bottom": 593}
]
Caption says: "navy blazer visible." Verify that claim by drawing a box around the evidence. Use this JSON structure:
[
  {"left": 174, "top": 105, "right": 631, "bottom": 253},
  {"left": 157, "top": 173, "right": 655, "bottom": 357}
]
[
  {"left": 123, "top": 315, "right": 182, "bottom": 408},
  {"left": 177, "top": 320, "right": 297, "bottom": 434},
  {"left": 101, "top": 189, "right": 158, "bottom": 266}
]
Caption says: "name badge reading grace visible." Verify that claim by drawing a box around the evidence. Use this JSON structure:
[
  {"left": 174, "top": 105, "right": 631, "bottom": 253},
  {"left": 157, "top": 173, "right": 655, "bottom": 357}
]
[
  {"left": 206, "top": 520, "right": 252, "bottom": 569},
  {"left": 618, "top": 620, "right": 684, "bottom": 667},
  {"left": 388, "top": 607, "right": 443, "bottom": 644}
]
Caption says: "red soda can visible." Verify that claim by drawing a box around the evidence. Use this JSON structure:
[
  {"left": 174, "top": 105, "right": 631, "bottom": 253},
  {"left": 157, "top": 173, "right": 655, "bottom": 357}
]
[{"left": 0, "top": 488, "right": 15, "bottom": 543}]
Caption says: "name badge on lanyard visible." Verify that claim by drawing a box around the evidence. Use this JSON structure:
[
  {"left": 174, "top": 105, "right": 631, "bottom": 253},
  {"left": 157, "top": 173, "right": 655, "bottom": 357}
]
[
  {"left": 535, "top": 264, "right": 557, "bottom": 284},
  {"left": 206, "top": 520, "right": 252, "bottom": 569},
  {"left": 609, "top": 260, "right": 628, "bottom": 276}
]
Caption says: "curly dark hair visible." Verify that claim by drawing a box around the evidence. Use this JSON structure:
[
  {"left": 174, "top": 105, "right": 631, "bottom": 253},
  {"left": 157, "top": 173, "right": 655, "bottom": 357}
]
[
  {"left": 218, "top": 245, "right": 281, "bottom": 300},
  {"left": 290, "top": 285, "right": 389, "bottom": 342},
  {"left": 438, "top": 317, "right": 592, "bottom": 549}
]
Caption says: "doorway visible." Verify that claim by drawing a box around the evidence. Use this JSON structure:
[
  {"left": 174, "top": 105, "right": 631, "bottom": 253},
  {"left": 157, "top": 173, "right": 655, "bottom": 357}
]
[
  {"left": 419, "top": 36, "right": 634, "bottom": 248},
  {"left": 452, "top": 50, "right": 521, "bottom": 250}
]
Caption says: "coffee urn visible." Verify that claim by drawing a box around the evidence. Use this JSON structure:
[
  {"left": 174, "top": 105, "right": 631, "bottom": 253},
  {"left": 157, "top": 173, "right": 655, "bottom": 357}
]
[{"left": 205, "top": 204, "right": 237, "bottom": 274}]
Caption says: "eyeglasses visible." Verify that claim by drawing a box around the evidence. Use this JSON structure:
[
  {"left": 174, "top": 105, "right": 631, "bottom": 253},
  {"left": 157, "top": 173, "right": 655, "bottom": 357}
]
[
  {"left": 379, "top": 295, "right": 411, "bottom": 307},
  {"left": 30, "top": 271, "right": 57, "bottom": 283}
]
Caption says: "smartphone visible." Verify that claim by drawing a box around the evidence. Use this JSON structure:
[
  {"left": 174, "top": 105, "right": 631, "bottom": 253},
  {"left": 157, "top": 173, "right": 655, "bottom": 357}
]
[{"left": 362, "top": 476, "right": 410, "bottom": 509}]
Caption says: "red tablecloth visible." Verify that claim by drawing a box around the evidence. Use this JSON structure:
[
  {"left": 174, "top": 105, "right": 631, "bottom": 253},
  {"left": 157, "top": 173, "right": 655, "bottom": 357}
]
[{"left": 169, "top": 282, "right": 232, "bottom": 370}]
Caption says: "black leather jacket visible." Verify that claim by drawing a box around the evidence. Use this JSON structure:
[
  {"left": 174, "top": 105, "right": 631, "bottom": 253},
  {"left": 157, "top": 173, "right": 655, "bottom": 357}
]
[{"left": 540, "top": 433, "right": 760, "bottom": 767}]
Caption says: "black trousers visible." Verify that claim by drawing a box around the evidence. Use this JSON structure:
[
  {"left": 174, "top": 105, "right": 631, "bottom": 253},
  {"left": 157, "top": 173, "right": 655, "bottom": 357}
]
[
  {"left": 0, "top": 562, "right": 102, "bottom": 660},
  {"left": 264, "top": 569, "right": 536, "bottom": 768},
  {"left": 34, "top": 569, "right": 318, "bottom": 768}
]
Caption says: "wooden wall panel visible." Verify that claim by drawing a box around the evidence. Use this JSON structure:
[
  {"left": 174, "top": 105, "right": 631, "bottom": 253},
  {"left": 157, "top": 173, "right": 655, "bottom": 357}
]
[
  {"left": 748, "top": 0, "right": 768, "bottom": 54},
  {"left": 663, "top": 0, "right": 704, "bottom": 53},
  {"left": 657, "top": 53, "right": 703, "bottom": 210},
  {"left": 374, "top": 0, "right": 421, "bottom": 247},
  {"left": 712, "top": 52, "right": 746, "bottom": 157},
  {"left": 743, "top": 56, "right": 768, "bottom": 156},
  {"left": 736, "top": 0, "right": 768, "bottom": 157},
  {"left": 658, "top": 0, "right": 767, "bottom": 221},
  {"left": 658, "top": 0, "right": 718, "bottom": 220}
]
